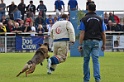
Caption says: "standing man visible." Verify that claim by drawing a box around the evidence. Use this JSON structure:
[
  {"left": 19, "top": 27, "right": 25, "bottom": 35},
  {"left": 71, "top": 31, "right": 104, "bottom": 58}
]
[
  {"left": 54, "top": 0, "right": 65, "bottom": 17},
  {"left": 18, "top": 0, "right": 26, "bottom": 20},
  {"left": 0, "top": 0, "right": 6, "bottom": 21},
  {"left": 37, "top": 0, "right": 47, "bottom": 19},
  {"left": 68, "top": 0, "right": 78, "bottom": 11},
  {"left": 7, "top": 1, "right": 17, "bottom": 20},
  {"left": 78, "top": 3, "right": 106, "bottom": 82},
  {"left": 26, "top": 0, "right": 36, "bottom": 20},
  {"left": 47, "top": 14, "right": 75, "bottom": 74}
]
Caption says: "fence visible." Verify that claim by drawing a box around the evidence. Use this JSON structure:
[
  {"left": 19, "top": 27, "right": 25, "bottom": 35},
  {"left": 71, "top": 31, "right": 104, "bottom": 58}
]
[
  {"left": 0, "top": 32, "right": 124, "bottom": 53},
  {"left": 0, "top": 32, "right": 48, "bottom": 53},
  {"left": 105, "top": 31, "right": 124, "bottom": 52}
]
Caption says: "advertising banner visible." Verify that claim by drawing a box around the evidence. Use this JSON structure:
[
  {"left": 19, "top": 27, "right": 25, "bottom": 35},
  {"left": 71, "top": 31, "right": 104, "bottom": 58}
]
[
  {"left": 113, "top": 35, "right": 124, "bottom": 48},
  {"left": 16, "top": 36, "right": 44, "bottom": 50}
]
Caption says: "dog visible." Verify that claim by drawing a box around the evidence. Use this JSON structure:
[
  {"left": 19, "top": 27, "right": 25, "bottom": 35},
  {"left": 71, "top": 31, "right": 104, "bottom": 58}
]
[{"left": 16, "top": 43, "right": 50, "bottom": 77}]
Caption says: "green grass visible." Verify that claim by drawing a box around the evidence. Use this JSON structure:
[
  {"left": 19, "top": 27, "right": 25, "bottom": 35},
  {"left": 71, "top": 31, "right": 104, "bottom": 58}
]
[{"left": 0, "top": 52, "right": 124, "bottom": 82}]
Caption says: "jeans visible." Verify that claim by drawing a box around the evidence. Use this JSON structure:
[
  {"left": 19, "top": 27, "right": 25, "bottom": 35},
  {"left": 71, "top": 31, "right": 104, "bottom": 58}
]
[{"left": 82, "top": 40, "right": 101, "bottom": 82}]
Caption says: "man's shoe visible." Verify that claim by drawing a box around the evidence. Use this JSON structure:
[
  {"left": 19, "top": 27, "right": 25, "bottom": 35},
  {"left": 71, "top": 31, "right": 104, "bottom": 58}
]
[{"left": 47, "top": 58, "right": 52, "bottom": 74}]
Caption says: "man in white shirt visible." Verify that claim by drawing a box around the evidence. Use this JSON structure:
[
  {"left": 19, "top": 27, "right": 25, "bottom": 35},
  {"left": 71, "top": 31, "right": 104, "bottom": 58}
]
[{"left": 47, "top": 14, "right": 75, "bottom": 74}]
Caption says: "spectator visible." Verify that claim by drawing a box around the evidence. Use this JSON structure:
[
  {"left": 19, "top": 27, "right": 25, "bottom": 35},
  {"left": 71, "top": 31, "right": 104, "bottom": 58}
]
[
  {"left": 0, "top": 0, "right": 6, "bottom": 21},
  {"left": 107, "top": 20, "right": 115, "bottom": 31},
  {"left": 26, "top": 0, "right": 36, "bottom": 20},
  {"left": 108, "top": 12, "right": 115, "bottom": 23},
  {"left": 6, "top": 19, "right": 14, "bottom": 32},
  {"left": 46, "top": 15, "right": 54, "bottom": 24},
  {"left": 22, "top": 22, "right": 32, "bottom": 32},
  {"left": 0, "top": 22, "right": 6, "bottom": 34},
  {"left": 114, "top": 15, "right": 120, "bottom": 24},
  {"left": 54, "top": 0, "right": 65, "bottom": 17},
  {"left": 112, "top": 23, "right": 123, "bottom": 31},
  {"left": 104, "top": 12, "right": 109, "bottom": 25},
  {"left": 35, "top": 14, "right": 45, "bottom": 29},
  {"left": 25, "top": 13, "right": 33, "bottom": 25},
  {"left": 68, "top": 0, "right": 78, "bottom": 11},
  {"left": 11, "top": 22, "right": 22, "bottom": 34},
  {"left": 37, "top": 0, "right": 47, "bottom": 19},
  {"left": 30, "top": 21, "right": 36, "bottom": 36},
  {"left": 53, "top": 16, "right": 58, "bottom": 23},
  {"left": 7, "top": 1, "right": 17, "bottom": 20},
  {"left": 37, "top": 24, "right": 45, "bottom": 34},
  {"left": 18, "top": 0, "right": 26, "bottom": 20},
  {"left": 1, "top": 15, "right": 6, "bottom": 23},
  {"left": 20, "top": 20, "right": 24, "bottom": 27},
  {"left": 13, "top": 7, "right": 21, "bottom": 20},
  {"left": 86, "top": 0, "right": 94, "bottom": 10}
]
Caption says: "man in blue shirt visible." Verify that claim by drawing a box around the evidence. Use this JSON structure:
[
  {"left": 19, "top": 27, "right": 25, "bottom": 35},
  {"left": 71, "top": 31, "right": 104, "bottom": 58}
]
[
  {"left": 54, "top": 0, "right": 65, "bottom": 17},
  {"left": 13, "top": 7, "right": 21, "bottom": 20},
  {"left": 68, "top": 0, "right": 78, "bottom": 11},
  {"left": 78, "top": 3, "right": 106, "bottom": 82}
]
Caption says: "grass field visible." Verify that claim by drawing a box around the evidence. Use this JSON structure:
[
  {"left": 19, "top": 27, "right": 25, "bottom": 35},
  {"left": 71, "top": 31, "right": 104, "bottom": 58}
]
[{"left": 0, "top": 52, "right": 124, "bottom": 82}]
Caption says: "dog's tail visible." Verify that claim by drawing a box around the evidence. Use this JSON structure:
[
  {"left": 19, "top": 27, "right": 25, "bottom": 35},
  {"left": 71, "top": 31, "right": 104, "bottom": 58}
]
[
  {"left": 16, "top": 64, "right": 29, "bottom": 77},
  {"left": 16, "top": 72, "right": 23, "bottom": 77}
]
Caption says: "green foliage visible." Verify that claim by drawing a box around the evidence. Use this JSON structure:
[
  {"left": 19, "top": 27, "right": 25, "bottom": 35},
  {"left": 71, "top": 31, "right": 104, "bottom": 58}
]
[
  {"left": 0, "top": 52, "right": 124, "bottom": 82},
  {"left": 77, "top": 10, "right": 85, "bottom": 25}
]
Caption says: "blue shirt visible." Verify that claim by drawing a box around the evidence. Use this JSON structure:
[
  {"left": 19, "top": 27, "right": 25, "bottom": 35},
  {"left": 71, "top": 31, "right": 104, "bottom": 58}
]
[
  {"left": 54, "top": 0, "right": 64, "bottom": 10},
  {"left": 46, "top": 18, "right": 54, "bottom": 24},
  {"left": 79, "top": 21, "right": 107, "bottom": 32},
  {"left": 68, "top": 0, "right": 78, "bottom": 9},
  {"left": 13, "top": 10, "right": 21, "bottom": 20}
]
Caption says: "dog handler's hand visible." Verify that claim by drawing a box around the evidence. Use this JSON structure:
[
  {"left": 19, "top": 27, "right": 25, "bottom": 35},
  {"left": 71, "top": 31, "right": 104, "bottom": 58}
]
[
  {"left": 101, "top": 45, "right": 106, "bottom": 51},
  {"left": 78, "top": 46, "right": 82, "bottom": 52}
]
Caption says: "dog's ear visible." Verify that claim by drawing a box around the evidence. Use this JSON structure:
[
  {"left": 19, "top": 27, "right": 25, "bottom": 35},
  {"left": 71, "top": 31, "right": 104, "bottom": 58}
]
[
  {"left": 43, "top": 43, "right": 48, "bottom": 46},
  {"left": 38, "top": 44, "right": 42, "bottom": 46},
  {"left": 43, "top": 43, "right": 51, "bottom": 51}
]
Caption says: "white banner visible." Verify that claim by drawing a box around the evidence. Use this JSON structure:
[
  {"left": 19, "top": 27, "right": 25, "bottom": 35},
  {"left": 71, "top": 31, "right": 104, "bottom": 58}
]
[{"left": 113, "top": 35, "right": 124, "bottom": 48}]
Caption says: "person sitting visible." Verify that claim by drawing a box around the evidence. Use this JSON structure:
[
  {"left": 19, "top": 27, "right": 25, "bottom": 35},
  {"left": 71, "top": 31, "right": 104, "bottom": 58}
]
[
  {"left": 11, "top": 22, "right": 22, "bottom": 34},
  {"left": 46, "top": 15, "right": 54, "bottom": 24},
  {"left": 106, "top": 20, "right": 115, "bottom": 31},
  {"left": 30, "top": 22, "right": 36, "bottom": 36},
  {"left": 35, "top": 14, "right": 45, "bottom": 29},
  {"left": 36, "top": 24, "right": 45, "bottom": 35},
  {"left": 104, "top": 12, "right": 109, "bottom": 25},
  {"left": 0, "top": 22, "right": 6, "bottom": 35},
  {"left": 22, "top": 22, "right": 32, "bottom": 32}
]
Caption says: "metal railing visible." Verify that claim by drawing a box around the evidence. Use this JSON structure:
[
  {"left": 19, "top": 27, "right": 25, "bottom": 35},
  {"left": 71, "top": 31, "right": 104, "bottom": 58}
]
[{"left": 0, "top": 31, "right": 124, "bottom": 53}]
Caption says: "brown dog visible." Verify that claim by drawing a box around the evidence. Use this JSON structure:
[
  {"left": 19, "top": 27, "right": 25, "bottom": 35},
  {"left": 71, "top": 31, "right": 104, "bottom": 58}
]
[{"left": 16, "top": 43, "right": 49, "bottom": 77}]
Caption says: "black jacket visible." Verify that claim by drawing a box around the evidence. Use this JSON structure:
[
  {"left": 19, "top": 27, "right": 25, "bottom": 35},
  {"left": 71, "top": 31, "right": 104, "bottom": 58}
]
[{"left": 81, "top": 12, "right": 103, "bottom": 40}]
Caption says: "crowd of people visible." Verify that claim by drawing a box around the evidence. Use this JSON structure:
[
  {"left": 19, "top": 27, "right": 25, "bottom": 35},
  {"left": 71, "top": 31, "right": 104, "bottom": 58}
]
[
  {"left": 0, "top": 0, "right": 79, "bottom": 35},
  {"left": 0, "top": 0, "right": 123, "bottom": 36},
  {"left": 104, "top": 12, "right": 124, "bottom": 31}
]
